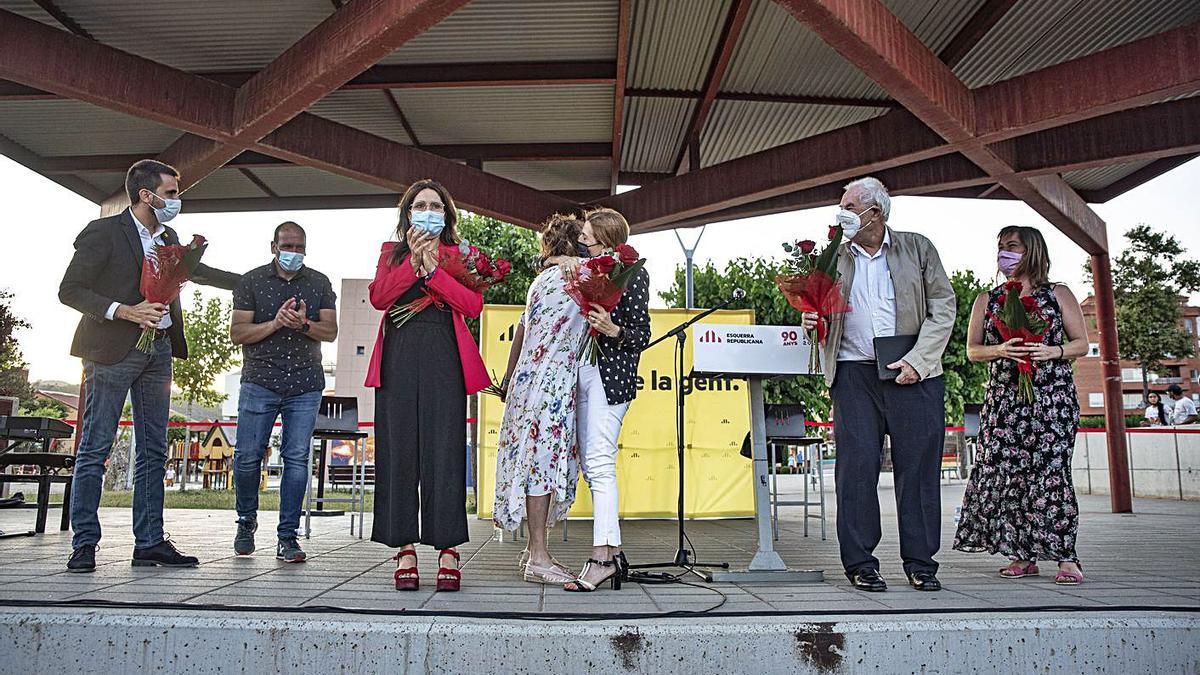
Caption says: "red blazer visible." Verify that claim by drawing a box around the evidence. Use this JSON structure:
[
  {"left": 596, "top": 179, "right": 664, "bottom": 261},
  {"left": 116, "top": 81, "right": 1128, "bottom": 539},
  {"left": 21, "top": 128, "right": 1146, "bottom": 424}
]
[{"left": 363, "top": 242, "right": 490, "bottom": 395}]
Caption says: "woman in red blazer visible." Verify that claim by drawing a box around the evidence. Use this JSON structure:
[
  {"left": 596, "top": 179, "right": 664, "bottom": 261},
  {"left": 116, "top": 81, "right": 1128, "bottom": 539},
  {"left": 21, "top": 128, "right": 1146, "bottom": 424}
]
[{"left": 365, "top": 179, "right": 488, "bottom": 592}]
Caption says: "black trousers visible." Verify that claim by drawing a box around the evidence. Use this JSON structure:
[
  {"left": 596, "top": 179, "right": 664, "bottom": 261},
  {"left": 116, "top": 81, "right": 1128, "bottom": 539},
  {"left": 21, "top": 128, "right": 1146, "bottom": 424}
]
[
  {"left": 831, "top": 362, "right": 944, "bottom": 577},
  {"left": 371, "top": 311, "right": 468, "bottom": 550}
]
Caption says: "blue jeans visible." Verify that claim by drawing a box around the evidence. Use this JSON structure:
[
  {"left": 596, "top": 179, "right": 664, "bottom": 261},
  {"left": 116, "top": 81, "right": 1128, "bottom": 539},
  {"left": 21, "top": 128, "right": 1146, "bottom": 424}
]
[
  {"left": 71, "top": 337, "right": 172, "bottom": 549},
  {"left": 234, "top": 382, "right": 321, "bottom": 538}
]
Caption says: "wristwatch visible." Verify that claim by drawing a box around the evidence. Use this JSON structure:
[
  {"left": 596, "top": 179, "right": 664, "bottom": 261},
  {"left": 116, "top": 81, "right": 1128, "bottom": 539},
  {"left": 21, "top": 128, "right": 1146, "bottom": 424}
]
[{"left": 300, "top": 320, "right": 311, "bottom": 334}]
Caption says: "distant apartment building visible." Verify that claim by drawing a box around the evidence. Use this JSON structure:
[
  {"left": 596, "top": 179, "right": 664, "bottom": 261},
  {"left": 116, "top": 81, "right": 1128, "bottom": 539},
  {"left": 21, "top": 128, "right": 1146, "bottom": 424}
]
[
  {"left": 1075, "top": 296, "right": 1200, "bottom": 416},
  {"left": 335, "top": 279, "right": 382, "bottom": 424}
]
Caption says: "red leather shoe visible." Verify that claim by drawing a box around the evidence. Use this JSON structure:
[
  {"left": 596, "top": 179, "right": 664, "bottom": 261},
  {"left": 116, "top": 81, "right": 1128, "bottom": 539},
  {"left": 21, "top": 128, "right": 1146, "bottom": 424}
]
[
  {"left": 436, "top": 548, "right": 461, "bottom": 592},
  {"left": 394, "top": 549, "right": 419, "bottom": 591}
]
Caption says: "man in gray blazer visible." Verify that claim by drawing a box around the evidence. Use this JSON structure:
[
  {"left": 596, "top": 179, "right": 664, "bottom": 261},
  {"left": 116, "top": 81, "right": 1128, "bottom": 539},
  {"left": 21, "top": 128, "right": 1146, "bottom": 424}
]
[{"left": 803, "top": 177, "right": 955, "bottom": 592}]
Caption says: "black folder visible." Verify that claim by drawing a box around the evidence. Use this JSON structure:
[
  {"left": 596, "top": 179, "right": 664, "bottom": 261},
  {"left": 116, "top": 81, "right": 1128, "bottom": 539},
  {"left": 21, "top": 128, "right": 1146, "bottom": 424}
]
[{"left": 873, "top": 334, "right": 918, "bottom": 381}]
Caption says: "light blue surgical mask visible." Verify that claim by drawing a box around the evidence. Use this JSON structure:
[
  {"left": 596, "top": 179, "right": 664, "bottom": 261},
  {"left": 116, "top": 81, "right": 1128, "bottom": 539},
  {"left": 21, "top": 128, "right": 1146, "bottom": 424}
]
[
  {"left": 278, "top": 251, "right": 305, "bottom": 272},
  {"left": 410, "top": 209, "right": 445, "bottom": 235},
  {"left": 145, "top": 190, "right": 181, "bottom": 224}
]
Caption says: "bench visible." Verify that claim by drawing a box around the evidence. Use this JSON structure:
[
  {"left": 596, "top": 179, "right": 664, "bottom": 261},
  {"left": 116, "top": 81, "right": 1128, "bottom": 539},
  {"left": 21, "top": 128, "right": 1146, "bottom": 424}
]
[
  {"left": 0, "top": 453, "right": 73, "bottom": 533},
  {"left": 328, "top": 464, "right": 374, "bottom": 488}
]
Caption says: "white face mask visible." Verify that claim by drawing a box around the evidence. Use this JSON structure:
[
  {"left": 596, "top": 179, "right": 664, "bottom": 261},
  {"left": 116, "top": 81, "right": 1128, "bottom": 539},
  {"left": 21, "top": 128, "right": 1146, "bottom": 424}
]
[
  {"left": 834, "top": 206, "right": 875, "bottom": 240},
  {"left": 145, "top": 190, "right": 181, "bottom": 224}
]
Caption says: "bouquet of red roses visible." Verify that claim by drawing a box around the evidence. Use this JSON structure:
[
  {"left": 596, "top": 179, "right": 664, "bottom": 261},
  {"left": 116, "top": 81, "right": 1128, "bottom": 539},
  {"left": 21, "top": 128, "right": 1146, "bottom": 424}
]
[
  {"left": 564, "top": 243, "right": 646, "bottom": 364},
  {"left": 990, "top": 280, "right": 1049, "bottom": 403},
  {"left": 389, "top": 240, "right": 511, "bottom": 328},
  {"left": 136, "top": 235, "right": 208, "bottom": 353},
  {"left": 774, "top": 225, "right": 851, "bottom": 374}
]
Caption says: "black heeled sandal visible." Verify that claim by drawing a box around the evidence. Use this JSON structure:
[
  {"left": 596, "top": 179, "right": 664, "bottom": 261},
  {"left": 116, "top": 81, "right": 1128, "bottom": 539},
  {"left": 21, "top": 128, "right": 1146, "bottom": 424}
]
[{"left": 563, "top": 557, "right": 621, "bottom": 592}]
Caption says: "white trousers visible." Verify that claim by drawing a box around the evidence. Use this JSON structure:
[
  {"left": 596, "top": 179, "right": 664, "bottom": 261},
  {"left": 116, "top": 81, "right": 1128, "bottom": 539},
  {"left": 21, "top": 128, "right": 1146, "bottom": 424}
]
[{"left": 577, "top": 363, "right": 631, "bottom": 547}]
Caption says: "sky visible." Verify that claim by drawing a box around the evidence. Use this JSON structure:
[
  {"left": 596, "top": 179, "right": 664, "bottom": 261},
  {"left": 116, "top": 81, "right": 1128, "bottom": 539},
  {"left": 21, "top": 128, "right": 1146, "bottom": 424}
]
[{"left": 3, "top": 154, "right": 1199, "bottom": 389}]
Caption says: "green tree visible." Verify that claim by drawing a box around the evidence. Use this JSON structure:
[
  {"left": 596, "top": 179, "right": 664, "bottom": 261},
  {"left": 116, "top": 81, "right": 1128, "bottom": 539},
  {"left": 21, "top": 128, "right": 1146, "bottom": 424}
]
[
  {"left": 1086, "top": 225, "right": 1200, "bottom": 401},
  {"left": 172, "top": 290, "right": 240, "bottom": 408},
  {"left": 167, "top": 412, "right": 189, "bottom": 445},
  {"left": 944, "top": 270, "right": 990, "bottom": 425},
  {"left": 0, "top": 289, "right": 35, "bottom": 403},
  {"left": 659, "top": 257, "right": 832, "bottom": 420},
  {"left": 18, "top": 396, "right": 68, "bottom": 419},
  {"left": 455, "top": 212, "right": 541, "bottom": 338}
]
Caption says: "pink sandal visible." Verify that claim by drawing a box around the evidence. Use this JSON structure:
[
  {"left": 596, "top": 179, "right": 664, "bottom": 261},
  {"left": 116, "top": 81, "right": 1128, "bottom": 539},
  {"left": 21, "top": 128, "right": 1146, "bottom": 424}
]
[
  {"left": 999, "top": 561, "right": 1039, "bottom": 578},
  {"left": 1055, "top": 563, "right": 1084, "bottom": 585}
]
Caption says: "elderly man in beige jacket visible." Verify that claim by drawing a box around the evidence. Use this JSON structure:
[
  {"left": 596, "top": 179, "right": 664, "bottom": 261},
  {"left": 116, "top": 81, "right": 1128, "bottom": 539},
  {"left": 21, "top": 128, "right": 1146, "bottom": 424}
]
[{"left": 802, "top": 177, "right": 955, "bottom": 593}]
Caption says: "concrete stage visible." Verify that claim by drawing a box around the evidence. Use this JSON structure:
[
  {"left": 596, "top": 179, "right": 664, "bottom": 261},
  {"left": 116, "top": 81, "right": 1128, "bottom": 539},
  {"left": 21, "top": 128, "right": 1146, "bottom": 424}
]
[{"left": 0, "top": 479, "right": 1196, "bottom": 673}]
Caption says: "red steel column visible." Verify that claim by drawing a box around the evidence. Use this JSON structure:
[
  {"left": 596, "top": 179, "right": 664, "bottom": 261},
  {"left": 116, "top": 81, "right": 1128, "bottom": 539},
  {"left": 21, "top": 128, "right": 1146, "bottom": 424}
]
[{"left": 1090, "top": 253, "right": 1133, "bottom": 513}]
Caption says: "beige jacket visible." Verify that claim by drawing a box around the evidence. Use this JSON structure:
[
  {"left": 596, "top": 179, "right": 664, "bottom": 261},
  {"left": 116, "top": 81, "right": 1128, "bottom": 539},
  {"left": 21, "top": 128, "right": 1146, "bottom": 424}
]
[{"left": 822, "top": 226, "right": 956, "bottom": 387}]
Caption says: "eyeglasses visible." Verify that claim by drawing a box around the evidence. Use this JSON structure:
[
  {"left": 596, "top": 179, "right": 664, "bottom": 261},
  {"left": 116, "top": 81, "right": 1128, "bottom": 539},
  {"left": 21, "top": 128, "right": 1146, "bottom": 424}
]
[{"left": 410, "top": 201, "right": 445, "bottom": 213}]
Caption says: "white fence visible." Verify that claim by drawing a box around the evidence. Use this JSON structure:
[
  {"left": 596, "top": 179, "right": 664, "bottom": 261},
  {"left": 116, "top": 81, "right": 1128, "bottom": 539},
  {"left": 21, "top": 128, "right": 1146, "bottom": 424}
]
[{"left": 1073, "top": 428, "right": 1200, "bottom": 501}]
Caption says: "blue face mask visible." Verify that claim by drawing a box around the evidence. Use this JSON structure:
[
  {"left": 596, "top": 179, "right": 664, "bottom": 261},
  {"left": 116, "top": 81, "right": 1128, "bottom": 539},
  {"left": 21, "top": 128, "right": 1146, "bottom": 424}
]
[
  {"left": 278, "top": 251, "right": 305, "bottom": 272},
  {"left": 145, "top": 190, "right": 181, "bottom": 224},
  {"left": 410, "top": 210, "right": 445, "bottom": 235},
  {"left": 576, "top": 242, "right": 593, "bottom": 258}
]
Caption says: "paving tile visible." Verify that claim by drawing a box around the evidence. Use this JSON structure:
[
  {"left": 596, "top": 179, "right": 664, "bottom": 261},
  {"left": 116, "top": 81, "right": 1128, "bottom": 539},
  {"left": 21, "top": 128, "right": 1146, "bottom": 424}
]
[{"left": 2, "top": 489, "right": 1198, "bottom": 617}]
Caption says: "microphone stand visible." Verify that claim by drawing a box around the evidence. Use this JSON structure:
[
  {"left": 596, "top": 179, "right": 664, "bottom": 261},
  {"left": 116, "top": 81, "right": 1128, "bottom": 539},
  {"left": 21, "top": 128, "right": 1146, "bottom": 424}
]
[{"left": 627, "top": 291, "right": 742, "bottom": 583}]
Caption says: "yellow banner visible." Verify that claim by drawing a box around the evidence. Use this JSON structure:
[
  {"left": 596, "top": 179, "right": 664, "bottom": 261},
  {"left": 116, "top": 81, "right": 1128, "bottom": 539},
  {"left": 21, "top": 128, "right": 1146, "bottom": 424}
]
[{"left": 477, "top": 305, "right": 755, "bottom": 520}]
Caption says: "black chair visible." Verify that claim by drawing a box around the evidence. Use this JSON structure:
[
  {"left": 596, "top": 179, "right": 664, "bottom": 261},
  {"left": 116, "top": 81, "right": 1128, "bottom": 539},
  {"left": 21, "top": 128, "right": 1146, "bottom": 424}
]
[{"left": 304, "top": 396, "right": 369, "bottom": 539}]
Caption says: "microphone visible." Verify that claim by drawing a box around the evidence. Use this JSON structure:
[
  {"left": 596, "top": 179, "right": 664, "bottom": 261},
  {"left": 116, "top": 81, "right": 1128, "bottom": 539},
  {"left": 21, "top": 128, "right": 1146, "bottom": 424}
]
[{"left": 731, "top": 288, "right": 746, "bottom": 300}]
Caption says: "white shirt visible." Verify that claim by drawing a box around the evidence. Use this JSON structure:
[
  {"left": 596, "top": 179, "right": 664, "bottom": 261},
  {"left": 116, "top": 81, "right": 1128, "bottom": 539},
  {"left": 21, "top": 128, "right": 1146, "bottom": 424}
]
[
  {"left": 105, "top": 208, "right": 172, "bottom": 329},
  {"left": 837, "top": 230, "right": 896, "bottom": 362},
  {"left": 1170, "top": 396, "right": 1197, "bottom": 425},
  {"left": 1144, "top": 405, "right": 1163, "bottom": 426}
]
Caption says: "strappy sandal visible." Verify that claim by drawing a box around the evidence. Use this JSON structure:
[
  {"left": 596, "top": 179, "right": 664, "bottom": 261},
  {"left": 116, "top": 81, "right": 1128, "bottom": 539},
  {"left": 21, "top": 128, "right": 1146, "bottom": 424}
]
[
  {"left": 1055, "top": 562, "right": 1084, "bottom": 586},
  {"left": 394, "top": 549, "right": 418, "bottom": 591},
  {"left": 1000, "top": 560, "right": 1039, "bottom": 578},
  {"left": 436, "top": 548, "right": 461, "bottom": 592},
  {"left": 523, "top": 559, "right": 576, "bottom": 585},
  {"left": 563, "top": 557, "right": 621, "bottom": 592}
]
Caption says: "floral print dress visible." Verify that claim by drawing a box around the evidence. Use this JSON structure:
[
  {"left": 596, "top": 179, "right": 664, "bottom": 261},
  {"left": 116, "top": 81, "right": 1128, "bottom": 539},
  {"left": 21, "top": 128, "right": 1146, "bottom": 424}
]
[
  {"left": 492, "top": 267, "right": 587, "bottom": 532},
  {"left": 953, "top": 284, "right": 1081, "bottom": 562}
]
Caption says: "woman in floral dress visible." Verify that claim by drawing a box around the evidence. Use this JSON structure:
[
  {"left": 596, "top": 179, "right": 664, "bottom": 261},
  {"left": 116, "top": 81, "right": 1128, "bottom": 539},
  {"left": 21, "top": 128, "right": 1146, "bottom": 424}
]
[
  {"left": 954, "top": 226, "right": 1089, "bottom": 585},
  {"left": 493, "top": 214, "right": 588, "bottom": 584}
]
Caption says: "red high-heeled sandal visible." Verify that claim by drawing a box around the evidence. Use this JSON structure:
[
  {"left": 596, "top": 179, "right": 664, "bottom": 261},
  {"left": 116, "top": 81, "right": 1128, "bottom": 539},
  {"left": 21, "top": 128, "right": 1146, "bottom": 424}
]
[
  {"left": 436, "top": 548, "right": 461, "bottom": 592},
  {"left": 394, "top": 549, "right": 419, "bottom": 591}
]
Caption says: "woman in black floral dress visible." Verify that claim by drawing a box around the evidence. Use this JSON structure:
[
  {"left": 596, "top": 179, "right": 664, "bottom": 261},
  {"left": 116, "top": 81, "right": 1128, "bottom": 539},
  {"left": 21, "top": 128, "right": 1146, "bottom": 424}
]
[{"left": 953, "top": 226, "right": 1089, "bottom": 585}]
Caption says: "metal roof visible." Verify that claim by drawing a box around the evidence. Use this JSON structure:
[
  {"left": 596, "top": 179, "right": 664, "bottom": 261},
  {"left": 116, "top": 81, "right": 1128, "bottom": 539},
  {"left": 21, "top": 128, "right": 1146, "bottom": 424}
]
[
  {"left": 0, "top": 99, "right": 180, "bottom": 156},
  {"left": 307, "top": 91, "right": 414, "bottom": 146},
  {"left": 249, "top": 166, "right": 393, "bottom": 197},
  {"left": 1062, "top": 159, "right": 1156, "bottom": 192},
  {"left": 384, "top": 0, "right": 619, "bottom": 65},
  {"left": 487, "top": 159, "right": 611, "bottom": 191},
  {"left": 701, "top": 100, "right": 886, "bottom": 167},
  {"left": 620, "top": 96, "right": 696, "bottom": 172},
  {"left": 627, "top": 0, "right": 731, "bottom": 91},
  {"left": 0, "top": 0, "right": 1194, "bottom": 215},
  {"left": 954, "top": 0, "right": 1200, "bottom": 88},
  {"left": 180, "top": 168, "right": 272, "bottom": 200},
  {"left": 389, "top": 84, "right": 613, "bottom": 145},
  {"left": 30, "top": 0, "right": 332, "bottom": 72}
]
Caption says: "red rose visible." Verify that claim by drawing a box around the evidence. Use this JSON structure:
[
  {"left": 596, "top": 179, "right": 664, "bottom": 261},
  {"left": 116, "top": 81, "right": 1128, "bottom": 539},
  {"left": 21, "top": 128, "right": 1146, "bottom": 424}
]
[
  {"left": 495, "top": 259, "right": 511, "bottom": 277},
  {"left": 588, "top": 255, "right": 617, "bottom": 275},
  {"left": 828, "top": 226, "right": 839, "bottom": 241},
  {"left": 798, "top": 239, "right": 816, "bottom": 254},
  {"left": 1020, "top": 296, "right": 1038, "bottom": 312},
  {"left": 1004, "top": 280, "right": 1022, "bottom": 292},
  {"left": 615, "top": 243, "right": 639, "bottom": 265},
  {"left": 474, "top": 252, "right": 491, "bottom": 275}
]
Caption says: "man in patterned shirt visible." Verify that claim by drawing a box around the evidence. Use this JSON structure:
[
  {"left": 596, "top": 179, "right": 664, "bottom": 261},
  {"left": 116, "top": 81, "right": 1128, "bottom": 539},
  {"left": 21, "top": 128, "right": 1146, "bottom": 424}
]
[{"left": 230, "top": 222, "right": 337, "bottom": 562}]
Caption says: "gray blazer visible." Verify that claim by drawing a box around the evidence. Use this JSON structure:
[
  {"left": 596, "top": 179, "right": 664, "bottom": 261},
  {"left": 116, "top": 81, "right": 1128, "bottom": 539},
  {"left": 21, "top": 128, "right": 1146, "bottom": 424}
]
[{"left": 822, "top": 226, "right": 955, "bottom": 387}]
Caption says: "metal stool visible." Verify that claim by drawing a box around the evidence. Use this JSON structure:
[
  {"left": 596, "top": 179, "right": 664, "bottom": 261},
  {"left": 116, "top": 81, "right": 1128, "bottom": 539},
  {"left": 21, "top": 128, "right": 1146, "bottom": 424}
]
[
  {"left": 763, "top": 404, "right": 827, "bottom": 541},
  {"left": 302, "top": 396, "right": 368, "bottom": 539}
]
